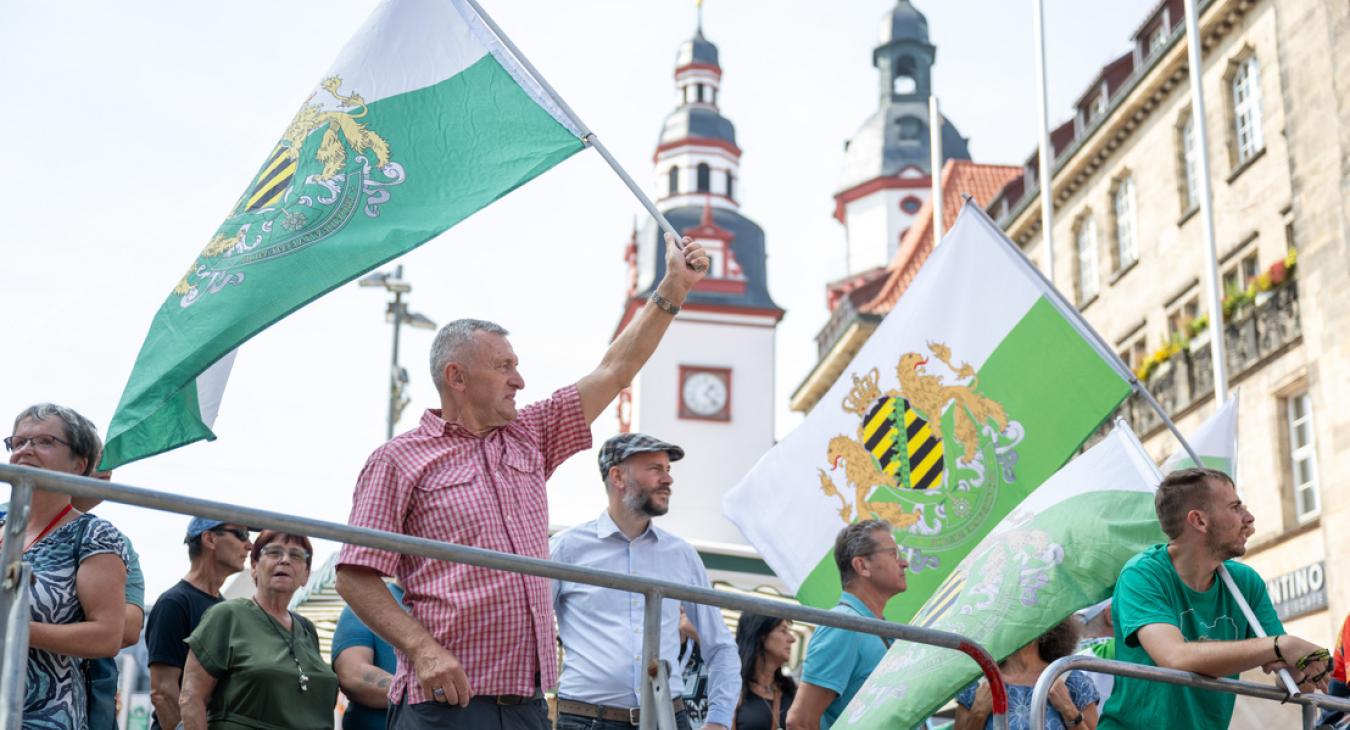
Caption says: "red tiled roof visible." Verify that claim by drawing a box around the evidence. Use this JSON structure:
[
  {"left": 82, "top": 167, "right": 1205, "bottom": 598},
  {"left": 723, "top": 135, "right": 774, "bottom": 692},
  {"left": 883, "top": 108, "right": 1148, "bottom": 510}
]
[{"left": 859, "top": 160, "right": 1022, "bottom": 315}]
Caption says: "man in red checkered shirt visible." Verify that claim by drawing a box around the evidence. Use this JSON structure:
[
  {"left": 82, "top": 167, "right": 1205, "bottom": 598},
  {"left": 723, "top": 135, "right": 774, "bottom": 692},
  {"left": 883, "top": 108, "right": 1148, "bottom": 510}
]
[{"left": 336, "top": 233, "right": 708, "bottom": 730}]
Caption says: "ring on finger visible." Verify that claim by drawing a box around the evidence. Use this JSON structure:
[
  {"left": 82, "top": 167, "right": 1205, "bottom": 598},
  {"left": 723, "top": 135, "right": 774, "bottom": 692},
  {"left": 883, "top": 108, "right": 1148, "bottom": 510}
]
[{"left": 433, "top": 688, "right": 446, "bottom": 697}]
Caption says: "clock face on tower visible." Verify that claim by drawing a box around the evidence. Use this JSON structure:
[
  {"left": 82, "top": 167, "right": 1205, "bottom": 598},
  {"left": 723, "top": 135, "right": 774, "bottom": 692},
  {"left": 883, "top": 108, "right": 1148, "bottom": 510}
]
[{"left": 678, "top": 366, "right": 731, "bottom": 421}]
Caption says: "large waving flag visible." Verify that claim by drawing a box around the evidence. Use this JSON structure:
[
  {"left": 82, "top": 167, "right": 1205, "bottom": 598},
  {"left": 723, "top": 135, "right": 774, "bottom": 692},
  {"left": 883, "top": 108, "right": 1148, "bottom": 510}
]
[
  {"left": 723, "top": 204, "right": 1132, "bottom": 621},
  {"left": 1161, "top": 392, "right": 1239, "bottom": 475},
  {"left": 102, "top": 0, "right": 585, "bottom": 469},
  {"left": 835, "top": 424, "right": 1167, "bottom": 729}
]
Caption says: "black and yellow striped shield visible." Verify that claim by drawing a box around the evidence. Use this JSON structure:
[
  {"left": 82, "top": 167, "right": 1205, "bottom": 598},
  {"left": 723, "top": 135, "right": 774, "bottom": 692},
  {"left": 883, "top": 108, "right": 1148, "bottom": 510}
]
[
  {"left": 240, "top": 144, "right": 297, "bottom": 213},
  {"left": 862, "top": 396, "right": 945, "bottom": 490}
]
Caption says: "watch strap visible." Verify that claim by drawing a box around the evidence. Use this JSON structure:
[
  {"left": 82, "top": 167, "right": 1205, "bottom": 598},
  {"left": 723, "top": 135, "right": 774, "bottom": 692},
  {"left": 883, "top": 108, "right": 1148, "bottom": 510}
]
[{"left": 651, "top": 293, "right": 680, "bottom": 316}]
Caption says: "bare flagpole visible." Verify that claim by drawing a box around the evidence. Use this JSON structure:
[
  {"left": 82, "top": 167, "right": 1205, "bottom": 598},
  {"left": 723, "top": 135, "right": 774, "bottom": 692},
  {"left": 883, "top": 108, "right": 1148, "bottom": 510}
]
[
  {"left": 964, "top": 200, "right": 1301, "bottom": 697},
  {"left": 930, "top": 95, "right": 945, "bottom": 246},
  {"left": 1031, "top": 0, "right": 1057, "bottom": 284},
  {"left": 457, "top": 0, "right": 688, "bottom": 248}
]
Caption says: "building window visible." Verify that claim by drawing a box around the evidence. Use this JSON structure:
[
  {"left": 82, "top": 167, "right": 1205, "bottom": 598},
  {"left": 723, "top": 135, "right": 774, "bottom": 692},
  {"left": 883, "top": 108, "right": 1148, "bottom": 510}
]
[
  {"left": 1074, "top": 214, "right": 1099, "bottom": 305},
  {"left": 725, "top": 171, "right": 735, "bottom": 201},
  {"left": 696, "top": 83, "right": 706, "bottom": 103},
  {"left": 900, "top": 195, "right": 923, "bottom": 215},
  {"left": 1222, "top": 249, "right": 1259, "bottom": 298},
  {"left": 893, "top": 55, "right": 917, "bottom": 95},
  {"left": 896, "top": 116, "right": 924, "bottom": 144},
  {"left": 1111, "top": 176, "right": 1138, "bottom": 270},
  {"left": 696, "top": 163, "right": 711, "bottom": 193},
  {"left": 1167, "top": 296, "right": 1200, "bottom": 340},
  {"left": 1178, "top": 112, "right": 1200, "bottom": 211},
  {"left": 1286, "top": 392, "right": 1320, "bottom": 522},
  {"left": 1148, "top": 24, "right": 1168, "bottom": 58},
  {"left": 1118, "top": 335, "right": 1147, "bottom": 372},
  {"left": 1230, "top": 55, "right": 1264, "bottom": 165},
  {"left": 668, "top": 166, "right": 679, "bottom": 196}
]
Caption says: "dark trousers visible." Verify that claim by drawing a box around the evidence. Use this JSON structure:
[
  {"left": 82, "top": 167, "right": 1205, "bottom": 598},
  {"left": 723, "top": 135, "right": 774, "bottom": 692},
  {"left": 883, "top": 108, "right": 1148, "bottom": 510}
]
[
  {"left": 555, "top": 710, "right": 693, "bottom": 730},
  {"left": 387, "top": 696, "right": 550, "bottom": 730}
]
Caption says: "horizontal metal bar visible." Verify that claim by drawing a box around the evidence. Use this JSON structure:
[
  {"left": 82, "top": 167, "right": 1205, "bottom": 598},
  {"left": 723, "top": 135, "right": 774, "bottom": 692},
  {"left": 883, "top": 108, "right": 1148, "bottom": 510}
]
[{"left": 1029, "top": 654, "right": 1350, "bottom": 730}]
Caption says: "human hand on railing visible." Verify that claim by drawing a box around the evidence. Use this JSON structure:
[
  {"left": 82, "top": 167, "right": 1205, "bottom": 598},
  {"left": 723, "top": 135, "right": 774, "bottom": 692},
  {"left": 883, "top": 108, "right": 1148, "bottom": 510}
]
[
  {"left": 1046, "top": 674, "right": 1078, "bottom": 719},
  {"left": 970, "top": 679, "right": 993, "bottom": 717},
  {"left": 414, "top": 643, "right": 472, "bottom": 707},
  {"left": 1266, "top": 635, "right": 1332, "bottom": 694}
]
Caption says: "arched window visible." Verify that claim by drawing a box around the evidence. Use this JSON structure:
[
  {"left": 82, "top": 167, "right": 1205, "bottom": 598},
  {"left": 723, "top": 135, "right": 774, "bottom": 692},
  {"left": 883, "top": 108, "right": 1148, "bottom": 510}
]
[
  {"left": 696, "top": 83, "right": 706, "bottom": 103},
  {"left": 725, "top": 171, "right": 735, "bottom": 201},
  {"left": 1230, "top": 56, "right": 1263, "bottom": 164},
  {"left": 668, "top": 166, "right": 679, "bottom": 196},
  {"left": 1074, "top": 214, "right": 1099, "bottom": 305},
  {"left": 1112, "top": 176, "right": 1138, "bottom": 269},
  {"left": 896, "top": 116, "right": 924, "bottom": 143},
  {"left": 893, "top": 55, "right": 917, "bottom": 95},
  {"left": 696, "top": 163, "right": 711, "bottom": 193}
]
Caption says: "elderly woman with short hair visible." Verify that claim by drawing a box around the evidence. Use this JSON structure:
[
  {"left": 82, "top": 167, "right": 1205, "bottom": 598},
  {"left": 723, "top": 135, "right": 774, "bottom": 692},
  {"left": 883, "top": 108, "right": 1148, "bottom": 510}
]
[
  {"left": 5, "top": 403, "right": 128, "bottom": 729},
  {"left": 179, "top": 530, "right": 338, "bottom": 729}
]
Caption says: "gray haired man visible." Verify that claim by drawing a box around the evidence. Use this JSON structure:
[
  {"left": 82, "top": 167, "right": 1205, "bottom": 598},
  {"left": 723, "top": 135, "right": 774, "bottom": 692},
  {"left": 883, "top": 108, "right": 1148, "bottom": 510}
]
[{"left": 786, "top": 520, "right": 907, "bottom": 730}]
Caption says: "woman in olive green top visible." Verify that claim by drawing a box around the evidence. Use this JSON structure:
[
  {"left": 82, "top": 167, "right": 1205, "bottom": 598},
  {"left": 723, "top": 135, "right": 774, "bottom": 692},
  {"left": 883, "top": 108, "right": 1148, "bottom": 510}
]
[{"left": 180, "top": 530, "right": 339, "bottom": 729}]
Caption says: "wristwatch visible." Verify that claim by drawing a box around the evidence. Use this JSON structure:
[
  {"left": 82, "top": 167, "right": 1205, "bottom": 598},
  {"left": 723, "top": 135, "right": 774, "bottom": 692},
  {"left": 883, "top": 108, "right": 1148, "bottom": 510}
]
[
  {"left": 651, "top": 292, "right": 680, "bottom": 316},
  {"left": 1067, "top": 712, "right": 1084, "bottom": 727}
]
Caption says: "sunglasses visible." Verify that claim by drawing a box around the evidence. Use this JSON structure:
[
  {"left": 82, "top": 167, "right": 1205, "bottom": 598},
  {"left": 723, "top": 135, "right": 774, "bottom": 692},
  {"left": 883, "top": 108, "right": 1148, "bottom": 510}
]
[{"left": 210, "top": 526, "right": 250, "bottom": 542}]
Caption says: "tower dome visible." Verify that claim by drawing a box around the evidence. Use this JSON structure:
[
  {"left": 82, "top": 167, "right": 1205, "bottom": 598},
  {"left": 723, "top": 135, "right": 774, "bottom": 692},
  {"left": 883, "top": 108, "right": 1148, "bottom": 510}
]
[{"left": 880, "top": 0, "right": 930, "bottom": 46}]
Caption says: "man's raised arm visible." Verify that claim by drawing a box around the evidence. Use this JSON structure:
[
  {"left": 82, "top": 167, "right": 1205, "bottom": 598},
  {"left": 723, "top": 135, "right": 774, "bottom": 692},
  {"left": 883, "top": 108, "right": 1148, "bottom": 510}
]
[
  {"left": 577, "top": 233, "right": 707, "bottom": 423},
  {"left": 1137, "top": 624, "right": 1330, "bottom": 691}
]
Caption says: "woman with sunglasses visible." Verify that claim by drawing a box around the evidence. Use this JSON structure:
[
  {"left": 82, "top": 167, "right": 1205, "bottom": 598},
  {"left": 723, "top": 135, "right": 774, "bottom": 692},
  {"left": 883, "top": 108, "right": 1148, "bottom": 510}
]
[
  {"left": 179, "top": 530, "right": 338, "bottom": 729},
  {"left": 6, "top": 403, "right": 129, "bottom": 729}
]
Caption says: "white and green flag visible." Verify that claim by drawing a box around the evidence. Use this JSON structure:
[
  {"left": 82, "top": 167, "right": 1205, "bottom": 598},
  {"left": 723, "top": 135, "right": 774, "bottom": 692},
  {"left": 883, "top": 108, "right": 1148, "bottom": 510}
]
[
  {"left": 102, "top": 0, "right": 585, "bottom": 469},
  {"left": 1161, "top": 393, "right": 1239, "bottom": 475},
  {"left": 834, "top": 423, "right": 1167, "bottom": 729},
  {"left": 723, "top": 204, "right": 1133, "bottom": 621}
]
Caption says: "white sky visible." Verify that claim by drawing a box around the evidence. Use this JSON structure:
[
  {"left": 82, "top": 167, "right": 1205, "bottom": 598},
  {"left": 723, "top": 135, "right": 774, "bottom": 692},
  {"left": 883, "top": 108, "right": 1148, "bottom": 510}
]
[{"left": 1, "top": 0, "right": 1154, "bottom": 601}]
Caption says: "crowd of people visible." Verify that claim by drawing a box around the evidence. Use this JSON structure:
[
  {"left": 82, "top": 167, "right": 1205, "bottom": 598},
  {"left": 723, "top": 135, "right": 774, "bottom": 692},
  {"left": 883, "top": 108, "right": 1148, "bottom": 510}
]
[{"left": 4, "top": 233, "right": 1345, "bottom": 729}]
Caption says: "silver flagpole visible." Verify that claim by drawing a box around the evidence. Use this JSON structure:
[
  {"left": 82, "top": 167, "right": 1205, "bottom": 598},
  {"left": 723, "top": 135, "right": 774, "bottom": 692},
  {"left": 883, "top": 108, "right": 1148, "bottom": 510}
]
[
  {"left": 1183, "top": 0, "right": 1229, "bottom": 397},
  {"left": 456, "top": 0, "right": 687, "bottom": 247},
  {"left": 1031, "top": 0, "right": 1057, "bottom": 284},
  {"left": 965, "top": 200, "right": 1301, "bottom": 697},
  {"left": 930, "top": 95, "right": 945, "bottom": 246}
]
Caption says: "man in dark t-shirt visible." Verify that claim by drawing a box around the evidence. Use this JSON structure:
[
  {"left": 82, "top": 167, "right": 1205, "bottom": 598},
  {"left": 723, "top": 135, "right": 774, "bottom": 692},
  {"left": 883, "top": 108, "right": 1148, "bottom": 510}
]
[{"left": 145, "top": 517, "right": 251, "bottom": 730}]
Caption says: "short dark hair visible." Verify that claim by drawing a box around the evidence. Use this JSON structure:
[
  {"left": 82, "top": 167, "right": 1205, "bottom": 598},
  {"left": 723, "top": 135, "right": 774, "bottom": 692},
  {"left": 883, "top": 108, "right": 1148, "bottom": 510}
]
[
  {"left": 250, "top": 530, "right": 315, "bottom": 570},
  {"left": 834, "top": 519, "right": 892, "bottom": 586},
  {"left": 1036, "top": 616, "right": 1082, "bottom": 663},
  {"left": 1155, "top": 467, "right": 1233, "bottom": 539},
  {"left": 187, "top": 534, "right": 204, "bottom": 560}
]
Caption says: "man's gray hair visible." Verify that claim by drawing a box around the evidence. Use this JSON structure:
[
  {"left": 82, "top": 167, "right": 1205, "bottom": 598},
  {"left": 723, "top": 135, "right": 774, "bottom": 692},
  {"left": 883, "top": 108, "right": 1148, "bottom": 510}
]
[
  {"left": 12, "top": 403, "right": 101, "bottom": 476},
  {"left": 834, "top": 519, "right": 894, "bottom": 586},
  {"left": 429, "top": 319, "right": 510, "bottom": 391}
]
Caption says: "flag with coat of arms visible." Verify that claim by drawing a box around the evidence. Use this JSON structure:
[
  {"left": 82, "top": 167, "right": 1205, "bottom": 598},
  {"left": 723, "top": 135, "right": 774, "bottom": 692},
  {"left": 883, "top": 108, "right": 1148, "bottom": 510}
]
[{"left": 723, "top": 204, "right": 1134, "bottom": 621}]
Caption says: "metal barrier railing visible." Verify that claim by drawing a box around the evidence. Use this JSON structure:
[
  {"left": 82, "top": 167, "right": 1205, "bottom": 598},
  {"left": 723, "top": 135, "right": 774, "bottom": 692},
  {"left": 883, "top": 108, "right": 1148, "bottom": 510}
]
[
  {"left": 0, "top": 464, "right": 1011, "bottom": 730},
  {"left": 1029, "top": 654, "right": 1350, "bottom": 730}
]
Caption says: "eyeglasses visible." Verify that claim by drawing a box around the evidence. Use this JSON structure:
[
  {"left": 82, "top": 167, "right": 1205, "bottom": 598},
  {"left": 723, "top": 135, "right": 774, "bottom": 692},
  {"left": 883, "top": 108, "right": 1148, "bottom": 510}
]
[
  {"left": 259, "top": 546, "right": 310, "bottom": 562},
  {"left": 867, "top": 546, "right": 904, "bottom": 561},
  {"left": 211, "top": 526, "right": 250, "bottom": 542},
  {"left": 4, "top": 434, "right": 72, "bottom": 453}
]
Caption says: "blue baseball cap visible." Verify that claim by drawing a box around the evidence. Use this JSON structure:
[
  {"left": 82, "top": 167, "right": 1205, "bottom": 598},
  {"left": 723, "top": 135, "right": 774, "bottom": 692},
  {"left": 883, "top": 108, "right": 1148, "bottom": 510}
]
[{"left": 184, "top": 517, "right": 253, "bottom": 542}]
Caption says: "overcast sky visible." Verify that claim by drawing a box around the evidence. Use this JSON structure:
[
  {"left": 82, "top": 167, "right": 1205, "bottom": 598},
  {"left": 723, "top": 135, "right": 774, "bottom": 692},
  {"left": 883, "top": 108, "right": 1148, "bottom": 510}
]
[{"left": 2, "top": 0, "right": 1154, "bottom": 601}]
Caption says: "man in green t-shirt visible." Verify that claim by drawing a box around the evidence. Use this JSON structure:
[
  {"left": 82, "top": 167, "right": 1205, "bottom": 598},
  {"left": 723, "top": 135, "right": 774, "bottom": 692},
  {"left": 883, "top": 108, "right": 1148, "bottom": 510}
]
[{"left": 1100, "top": 467, "right": 1331, "bottom": 729}]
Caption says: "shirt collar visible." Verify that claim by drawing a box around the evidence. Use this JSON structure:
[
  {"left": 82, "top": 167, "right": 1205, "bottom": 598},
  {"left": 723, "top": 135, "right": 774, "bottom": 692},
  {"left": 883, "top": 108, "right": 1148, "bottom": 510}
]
[
  {"left": 595, "top": 509, "right": 660, "bottom": 543},
  {"left": 839, "top": 590, "right": 878, "bottom": 619},
  {"left": 420, "top": 409, "right": 500, "bottom": 439}
]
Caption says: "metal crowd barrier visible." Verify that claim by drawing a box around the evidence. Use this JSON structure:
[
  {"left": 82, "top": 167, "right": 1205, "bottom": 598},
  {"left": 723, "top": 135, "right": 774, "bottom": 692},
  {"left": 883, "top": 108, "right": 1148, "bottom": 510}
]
[
  {"left": 0, "top": 464, "right": 1011, "bottom": 730},
  {"left": 1029, "top": 654, "right": 1350, "bottom": 730}
]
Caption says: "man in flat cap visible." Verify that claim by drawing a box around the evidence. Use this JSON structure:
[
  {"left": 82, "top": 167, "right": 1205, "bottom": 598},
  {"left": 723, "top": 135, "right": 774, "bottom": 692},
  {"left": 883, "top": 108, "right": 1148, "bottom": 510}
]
[{"left": 550, "top": 433, "right": 740, "bottom": 730}]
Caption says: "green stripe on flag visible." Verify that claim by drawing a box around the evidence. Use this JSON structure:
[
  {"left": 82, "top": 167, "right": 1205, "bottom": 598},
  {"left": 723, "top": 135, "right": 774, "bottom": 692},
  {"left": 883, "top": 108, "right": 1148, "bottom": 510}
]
[
  {"left": 794, "top": 296, "right": 1130, "bottom": 620},
  {"left": 103, "top": 54, "right": 583, "bottom": 469}
]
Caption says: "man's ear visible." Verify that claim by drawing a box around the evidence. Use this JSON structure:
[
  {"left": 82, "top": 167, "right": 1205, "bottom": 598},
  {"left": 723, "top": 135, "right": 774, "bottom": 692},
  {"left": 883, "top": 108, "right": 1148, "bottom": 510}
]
[
  {"left": 443, "top": 362, "right": 463, "bottom": 391},
  {"left": 1186, "top": 508, "right": 1209, "bottom": 533},
  {"left": 606, "top": 466, "right": 624, "bottom": 492},
  {"left": 200, "top": 531, "right": 216, "bottom": 551},
  {"left": 852, "top": 555, "right": 870, "bottom": 580}
]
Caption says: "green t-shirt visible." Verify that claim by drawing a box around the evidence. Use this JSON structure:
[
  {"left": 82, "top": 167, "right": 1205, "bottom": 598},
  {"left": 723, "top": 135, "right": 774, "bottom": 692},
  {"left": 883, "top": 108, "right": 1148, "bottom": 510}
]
[
  {"left": 185, "top": 598, "right": 339, "bottom": 730},
  {"left": 1099, "top": 544, "right": 1283, "bottom": 730}
]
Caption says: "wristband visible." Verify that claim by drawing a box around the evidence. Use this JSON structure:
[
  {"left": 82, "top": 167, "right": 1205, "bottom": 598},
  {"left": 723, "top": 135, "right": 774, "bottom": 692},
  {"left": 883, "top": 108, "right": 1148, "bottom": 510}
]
[
  {"left": 651, "top": 293, "right": 680, "bottom": 316},
  {"left": 1274, "top": 635, "right": 1285, "bottom": 663},
  {"left": 1068, "top": 713, "right": 1084, "bottom": 727}
]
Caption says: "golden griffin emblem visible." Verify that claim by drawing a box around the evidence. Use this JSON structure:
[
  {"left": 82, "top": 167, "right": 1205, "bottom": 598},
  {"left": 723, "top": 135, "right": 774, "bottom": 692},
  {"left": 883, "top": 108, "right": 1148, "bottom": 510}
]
[{"left": 819, "top": 342, "right": 1009, "bottom": 529}]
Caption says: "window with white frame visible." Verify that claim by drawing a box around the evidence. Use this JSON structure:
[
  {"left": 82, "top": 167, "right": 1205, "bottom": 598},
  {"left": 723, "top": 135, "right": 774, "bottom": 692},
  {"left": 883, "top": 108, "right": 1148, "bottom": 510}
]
[
  {"left": 1286, "top": 391, "right": 1320, "bottom": 522},
  {"left": 1075, "top": 216, "right": 1099, "bottom": 304},
  {"left": 1113, "top": 177, "right": 1138, "bottom": 269},
  {"left": 1149, "top": 25, "right": 1168, "bottom": 58},
  {"left": 1231, "top": 56, "right": 1264, "bottom": 164},
  {"left": 1180, "top": 113, "right": 1200, "bottom": 210}
]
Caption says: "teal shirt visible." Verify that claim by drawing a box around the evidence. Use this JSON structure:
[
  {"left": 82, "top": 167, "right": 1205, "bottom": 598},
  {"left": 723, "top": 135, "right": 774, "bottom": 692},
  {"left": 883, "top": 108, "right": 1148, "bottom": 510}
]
[
  {"left": 1099, "top": 544, "right": 1283, "bottom": 730},
  {"left": 800, "top": 592, "right": 889, "bottom": 729}
]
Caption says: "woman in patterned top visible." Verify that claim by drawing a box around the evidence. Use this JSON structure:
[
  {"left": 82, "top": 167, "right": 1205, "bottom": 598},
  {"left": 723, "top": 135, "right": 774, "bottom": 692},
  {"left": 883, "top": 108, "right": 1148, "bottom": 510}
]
[
  {"left": 6, "top": 404, "right": 128, "bottom": 729},
  {"left": 955, "top": 617, "right": 1099, "bottom": 730}
]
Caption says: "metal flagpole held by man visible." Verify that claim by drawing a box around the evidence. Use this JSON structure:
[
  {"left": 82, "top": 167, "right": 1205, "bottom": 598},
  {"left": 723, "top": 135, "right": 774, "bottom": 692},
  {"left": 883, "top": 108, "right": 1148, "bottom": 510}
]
[
  {"left": 1031, "top": 0, "right": 1057, "bottom": 285},
  {"left": 1179, "top": 0, "right": 1298, "bottom": 697},
  {"left": 930, "top": 95, "right": 945, "bottom": 246}
]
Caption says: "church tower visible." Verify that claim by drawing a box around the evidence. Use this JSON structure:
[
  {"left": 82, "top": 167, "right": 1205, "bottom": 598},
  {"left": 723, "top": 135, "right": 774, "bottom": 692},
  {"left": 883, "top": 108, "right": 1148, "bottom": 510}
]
[
  {"left": 833, "top": 0, "right": 972, "bottom": 275},
  {"left": 614, "top": 17, "right": 784, "bottom": 547}
]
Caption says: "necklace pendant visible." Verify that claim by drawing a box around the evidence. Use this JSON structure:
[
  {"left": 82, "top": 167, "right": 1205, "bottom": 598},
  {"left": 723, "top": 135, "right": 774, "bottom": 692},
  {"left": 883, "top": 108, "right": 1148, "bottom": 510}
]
[{"left": 299, "top": 672, "right": 310, "bottom": 692}]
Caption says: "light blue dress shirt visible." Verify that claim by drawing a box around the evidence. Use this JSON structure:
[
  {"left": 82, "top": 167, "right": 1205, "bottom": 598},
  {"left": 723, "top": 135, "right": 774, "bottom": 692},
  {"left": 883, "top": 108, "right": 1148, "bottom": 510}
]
[{"left": 551, "top": 510, "right": 741, "bottom": 727}]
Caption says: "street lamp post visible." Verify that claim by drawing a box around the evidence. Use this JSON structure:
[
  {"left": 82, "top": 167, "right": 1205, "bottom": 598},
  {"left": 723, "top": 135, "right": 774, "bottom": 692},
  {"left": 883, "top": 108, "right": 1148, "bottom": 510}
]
[{"left": 359, "top": 265, "right": 437, "bottom": 440}]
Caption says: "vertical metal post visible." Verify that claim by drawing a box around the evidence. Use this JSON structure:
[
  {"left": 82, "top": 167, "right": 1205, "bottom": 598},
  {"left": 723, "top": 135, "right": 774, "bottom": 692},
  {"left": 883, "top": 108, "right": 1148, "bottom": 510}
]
[
  {"left": 1302, "top": 703, "right": 1316, "bottom": 730},
  {"left": 387, "top": 264, "right": 404, "bottom": 441},
  {"left": 640, "top": 590, "right": 663, "bottom": 730},
  {"left": 0, "top": 478, "right": 35, "bottom": 730},
  {"left": 929, "top": 95, "right": 945, "bottom": 247},
  {"left": 1031, "top": 0, "right": 1057, "bottom": 284},
  {"left": 1182, "top": 0, "right": 1230, "bottom": 398}
]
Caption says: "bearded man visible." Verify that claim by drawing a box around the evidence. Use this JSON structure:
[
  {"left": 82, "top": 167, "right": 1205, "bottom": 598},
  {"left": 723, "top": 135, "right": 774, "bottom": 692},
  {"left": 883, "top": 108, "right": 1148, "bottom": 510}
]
[{"left": 549, "top": 433, "right": 740, "bottom": 730}]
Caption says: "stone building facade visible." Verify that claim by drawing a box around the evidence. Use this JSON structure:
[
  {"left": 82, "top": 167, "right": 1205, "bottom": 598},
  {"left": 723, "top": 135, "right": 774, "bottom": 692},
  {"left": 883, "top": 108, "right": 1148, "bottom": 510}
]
[{"left": 990, "top": 0, "right": 1350, "bottom": 664}]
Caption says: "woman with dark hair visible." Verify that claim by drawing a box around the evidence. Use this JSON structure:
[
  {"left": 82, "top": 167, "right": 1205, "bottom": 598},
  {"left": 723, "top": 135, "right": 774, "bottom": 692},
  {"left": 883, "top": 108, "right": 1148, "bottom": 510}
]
[
  {"left": 955, "top": 617, "right": 1099, "bottom": 730},
  {"left": 179, "top": 530, "right": 338, "bottom": 729},
  {"left": 733, "top": 613, "right": 797, "bottom": 730}
]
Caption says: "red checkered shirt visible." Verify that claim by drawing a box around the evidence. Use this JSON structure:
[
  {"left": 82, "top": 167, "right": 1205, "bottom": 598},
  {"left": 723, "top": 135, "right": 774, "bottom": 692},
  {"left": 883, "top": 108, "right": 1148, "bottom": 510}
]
[{"left": 338, "top": 385, "right": 592, "bottom": 704}]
